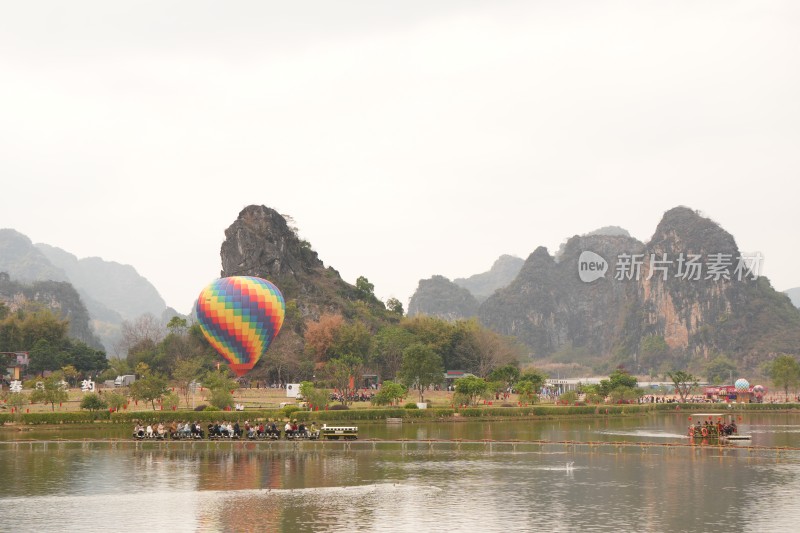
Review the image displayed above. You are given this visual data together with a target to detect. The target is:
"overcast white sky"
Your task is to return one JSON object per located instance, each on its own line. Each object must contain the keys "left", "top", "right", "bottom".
{"left": 1, "top": 1, "right": 798, "bottom": 315}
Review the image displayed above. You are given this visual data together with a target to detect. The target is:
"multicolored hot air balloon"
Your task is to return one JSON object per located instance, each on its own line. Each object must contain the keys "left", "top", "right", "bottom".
{"left": 195, "top": 276, "right": 285, "bottom": 377}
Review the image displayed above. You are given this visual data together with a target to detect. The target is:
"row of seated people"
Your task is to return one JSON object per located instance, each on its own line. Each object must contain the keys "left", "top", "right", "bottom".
{"left": 244, "top": 421, "right": 281, "bottom": 439}
{"left": 244, "top": 420, "right": 320, "bottom": 439}
{"left": 133, "top": 420, "right": 322, "bottom": 440}
{"left": 690, "top": 420, "right": 738, "bottom": 437}
{"left": 133, "top": 421, "right": 205, "bottom": 439}
{"left": 207, "top": 421, "right": 243, "bottom": 438}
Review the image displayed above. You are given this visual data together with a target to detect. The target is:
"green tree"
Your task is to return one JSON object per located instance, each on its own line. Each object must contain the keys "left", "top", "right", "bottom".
{"left": 609, "top": 369, "right": 638, "bottom": 389}
{"left": 4, "top": 391, "right": 28, "bottom": 415}
{"left": 579, "top": 384, "right": 605, "bottom": 404}
{"left": 135, "top": 361, "right": 151, "bottom": 378}
{"left": 454, "top": 375, "right": 490, "bottom": 406}
{"left": 355, "top": 276, "right": 375, "bottom": 301}
{"left": 162, "top": 391, "right": 181, "bottom": 411}
{"left": 599, "top": 369, "right": 638, "bottom": 397}
{"left": 100, "top": 357, "right": 132, "bottom": 382}
{"left": 201, "top": 370, "right": 239, "bottom": 410}
{"left": 61, "top": 364, "right": 79, "bottom": 387}
{"left": 517, "top": 368, "right": 547, "bottom": 393}
{"left": 159, "top": 317, "right": 196, "bottom": 372}
{"left": 127, "top": 338, "right": 168, "bottom": 376}
{"left": 515, "top": 380, "right": 540, "bottom": 404}
{"left": 299, "top": 381, "right": 329, "bottom": 410}
{"left": 667, "top": 370, "right": 698, "bottom": 402}
{"left": 209, "top": 388, "right": 234, "bottom": 410}
{"left": 401, "top": 316, "right": 457, "bottom": 368}
{"left": 80, "top": 392, "right": 108, "bottom": 413}
{"left": 129, "top": 373, "right": 169, "bottom": 410}
{"left": 769, "top": 355, "right": 800, "bottom": 398}
{"left": 27, "top": 338, "right": 62, "bottom": 376}
{"left": 385, "top": 298, "right": 404, "bottom": 316}
{"left": 330, "top": 322, "right": 372, "bottom": 360}
{"left": 705, "top": 355, "right": 737, "bottom": 385}
{"left": 372, "top": 325, "right": 416, "bottom": 381}
{"left": 398, "top": 343, "right": 444, "bottom": 403}
{"left": 166, "top": 316, "right": 188, "bottom": 335}
{"left": 105, "top": 392, "right": 127, "bottom": 411}
{"left": 173, "top": 358, "right": 203, "bottom": 408}
{"left": 609, "top": 386, "right": 643, "bottom": 404}
{"left": 62, "top": 341, "right": 108, "bottom": 376}
{"left": 2, "top": 308, "right": 69, "bottom": 352}
{"left": 30, "top": 375, "right": 69, "bottom": 411}
{"left": 371, "top": 381, "right": 407, "bottom": 406}
{"left": 560, "top": 390, "right": 579, "bottom": 404}
{"left": 326, "top": 354, "right": 364, "bottom": 405}
{"left": 202, "top": 370, "right": 239, "bottom": 395}
{"left": 488, "top": 364, "right": 520, "bottom": 390}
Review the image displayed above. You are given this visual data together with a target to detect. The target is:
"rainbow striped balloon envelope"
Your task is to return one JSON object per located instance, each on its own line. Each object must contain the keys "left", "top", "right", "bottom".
{"left": 195, "top": 276, "right": 285, "bottom": 377}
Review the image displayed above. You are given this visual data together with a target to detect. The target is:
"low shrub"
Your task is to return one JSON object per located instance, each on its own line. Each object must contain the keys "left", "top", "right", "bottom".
{"left": 404, "top": 402, "right": 419, "bottom": 409}
{"left": 19, "top": 411, "right": 103, "bottom": 424}
{"left": 282, "top": 405, "right": 302, "bottom": 418}
{"left": 328, "top": 404, "right": 349, "bottom": 411}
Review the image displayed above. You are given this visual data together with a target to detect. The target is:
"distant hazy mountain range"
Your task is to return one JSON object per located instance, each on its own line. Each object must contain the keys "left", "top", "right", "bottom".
{"left": 453, "top": 255, "right": 525, "bottom": 302}
{"left": 0, "top": 229, "right": 171, "bottom": 354}
{"left": 786, "top": 288, "right": 800, "bottom": 308}
{"left": 409, "top": 207, "right": 800, "bottom": 373}
{"left": 4, "top": 208, "right": 799, "bottom": 370}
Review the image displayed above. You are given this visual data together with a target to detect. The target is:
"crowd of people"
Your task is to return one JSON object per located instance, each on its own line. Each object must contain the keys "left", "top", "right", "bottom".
{"left": 131, "top": 419, "right": 321, "bottom": 440}
{"left": 132, "top": 421, "right": 204, "bottom": 440}
{"left": 688, "top": 419, "right": 738, "bottom": 438}
{"left": 329, "top": 391, "right": 374, "bottom": 402}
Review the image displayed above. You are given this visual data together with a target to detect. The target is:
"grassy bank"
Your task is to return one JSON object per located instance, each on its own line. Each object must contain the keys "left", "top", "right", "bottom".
{"left": 0, "top": 404, "right": 648, "bottom": 425}
{"left": 3, "top": 402, "right": 799, "bottom": 426}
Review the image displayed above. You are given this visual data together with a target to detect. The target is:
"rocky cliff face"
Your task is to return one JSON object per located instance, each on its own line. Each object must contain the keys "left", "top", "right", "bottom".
{"left": 0, "top": 274, "right": 104, "bottom": 349}
{"left": 480, "top": 234, "right": 644, "bottom": 357}
{"left": 416, "top": 207, "right": 800, "bottom": 371}
{"left": 219, "top": 205, "right": 385, "bottom": 319}
{"left": 407, "top": 275, "right": 479, "bottom": 320}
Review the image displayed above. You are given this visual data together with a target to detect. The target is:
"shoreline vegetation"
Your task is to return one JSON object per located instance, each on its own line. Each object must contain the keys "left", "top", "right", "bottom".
{"left": 2, "top": 401, "right": 798, "bottom": 428}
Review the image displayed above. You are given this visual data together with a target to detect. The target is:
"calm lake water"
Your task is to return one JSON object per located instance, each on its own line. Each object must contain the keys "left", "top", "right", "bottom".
{"left": 2, "top": 412, "right": 800, "bottom": 532}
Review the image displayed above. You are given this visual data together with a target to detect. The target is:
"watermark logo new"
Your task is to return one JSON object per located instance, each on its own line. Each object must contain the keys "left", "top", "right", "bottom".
{"left": 577, "top": 250, "right": 762, "bottom": 283}
{"left": 578, "top": 251, "right": 608, "bottom": 282}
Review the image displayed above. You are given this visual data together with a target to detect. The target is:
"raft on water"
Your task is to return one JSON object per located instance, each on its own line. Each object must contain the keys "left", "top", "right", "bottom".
{"left": 687, "top": 413, "right": 751, "bottom": 441}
